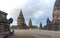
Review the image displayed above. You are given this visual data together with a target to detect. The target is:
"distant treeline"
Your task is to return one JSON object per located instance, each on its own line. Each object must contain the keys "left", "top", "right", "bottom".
{"left": 10, "top": 25, "right": 39, "bottom": 29}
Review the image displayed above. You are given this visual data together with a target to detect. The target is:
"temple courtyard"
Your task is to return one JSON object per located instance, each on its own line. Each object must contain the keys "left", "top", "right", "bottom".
{"left": 9, "top": 29, "right": 60, "bottom": 38}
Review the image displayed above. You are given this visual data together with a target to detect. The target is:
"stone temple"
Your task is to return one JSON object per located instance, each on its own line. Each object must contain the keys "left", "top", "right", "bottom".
{"left": 52, "top": 0, "right": 60, "bottom": 30}
{"left": 0, "top": 10, "right": 13, "bottom": 38}
{"left": 17, "top": 10, "right": 27, "bottom": 29}
{"left": 28, "top": 19, "right": 32, "bottom": 29}
{"left": 45, "top": 0, "right": 60, "bottom": 31}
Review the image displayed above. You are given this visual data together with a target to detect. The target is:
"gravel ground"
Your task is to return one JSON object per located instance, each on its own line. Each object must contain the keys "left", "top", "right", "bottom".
{"left": 8, "top": 29, "right": 60, "bottom": 38}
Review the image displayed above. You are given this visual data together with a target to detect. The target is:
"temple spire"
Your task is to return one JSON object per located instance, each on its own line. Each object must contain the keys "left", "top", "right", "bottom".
{"left": 47, "top": 18, "right": 50, "bottom": 23}
{"left": 54, "top": 0, "right": 60, "bottom": 7}
{"left": 28, "top": 18, "right": 32, "bottom": 29}
{"left": 40, "top": 22, "right": 42, "bottom": 29}
{"left": 17, "top": 10, "right": 27, "bottom": 29}
{"left": 19, "top": 10, "right": 23, "bottom": 16}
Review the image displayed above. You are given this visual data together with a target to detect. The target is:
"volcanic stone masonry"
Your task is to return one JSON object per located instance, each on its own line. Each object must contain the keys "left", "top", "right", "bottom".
{"left": 0, "top": 10, "right": 13, "bottom": 38}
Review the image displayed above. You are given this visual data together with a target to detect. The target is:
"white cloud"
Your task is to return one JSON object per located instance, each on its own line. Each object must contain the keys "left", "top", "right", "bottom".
{"left": 45, "top": 0, "right": 50, "bottom": 4}
{"left": 0, "top": 0, "right": 28, "bottom": 13}
{"left": 0, "top": 0, "right": 28, "bottom": 25}
{"left": 33, "top": 10, "right": 44, "bottom": 19}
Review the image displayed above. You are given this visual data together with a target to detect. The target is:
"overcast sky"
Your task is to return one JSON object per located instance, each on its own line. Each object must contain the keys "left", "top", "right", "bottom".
{"left": 0, "top": 0, "right": 56, "bottom": 26}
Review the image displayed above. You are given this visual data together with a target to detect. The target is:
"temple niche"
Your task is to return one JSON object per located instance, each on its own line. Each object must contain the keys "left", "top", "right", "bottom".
{"left": 17, "top": 10, "right": 27, "bottom": 29}
{"left": 0, "top": 10, "right": 13, "bottom": 37}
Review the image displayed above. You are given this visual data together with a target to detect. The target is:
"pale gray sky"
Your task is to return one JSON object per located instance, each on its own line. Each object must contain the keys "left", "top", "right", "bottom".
{"left": 0, "top": 0, "right": 56, "bottom": 26}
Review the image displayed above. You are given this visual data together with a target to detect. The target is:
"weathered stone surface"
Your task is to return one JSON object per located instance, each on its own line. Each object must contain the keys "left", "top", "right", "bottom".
{"left": 52, "top": 0, "right": 60, "bottom": 30}
{"left": 45, "top": 0, "right": 60, "bottom": 31}
{"left": 0, "top": 10, "right": 13, "bottom": 38}
{"left": 17, "top": 10, "right": 27, "bottom": 29}
{"left": 55, "top": 0, "right": 60, "bottom": 7}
